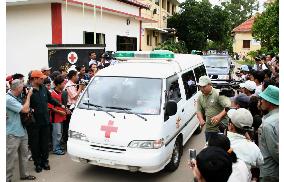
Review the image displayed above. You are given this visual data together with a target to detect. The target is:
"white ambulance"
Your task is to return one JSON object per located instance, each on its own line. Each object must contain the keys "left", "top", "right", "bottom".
{"left": 67, "top": 50, "right": 207, "bottom": 173}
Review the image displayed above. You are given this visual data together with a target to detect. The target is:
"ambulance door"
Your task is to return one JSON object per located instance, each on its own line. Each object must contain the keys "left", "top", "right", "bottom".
{"left": 163, "top": 75, "right": 184, "bottom": 146}
{"left": 180, "top": 69, "right": 198, "bottom": 140}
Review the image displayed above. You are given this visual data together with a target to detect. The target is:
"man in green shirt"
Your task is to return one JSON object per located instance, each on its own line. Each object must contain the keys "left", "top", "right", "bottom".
{"left": 258, "top": 85, "right": 279, "bottom": 182}
{"left": 196, "top": 76, "right": 231, "bottom": 141}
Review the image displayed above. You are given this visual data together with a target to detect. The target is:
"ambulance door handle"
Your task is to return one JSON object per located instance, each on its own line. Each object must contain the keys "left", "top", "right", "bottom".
{"left": 182, "top": 108, "right": 184, "bottom": 112}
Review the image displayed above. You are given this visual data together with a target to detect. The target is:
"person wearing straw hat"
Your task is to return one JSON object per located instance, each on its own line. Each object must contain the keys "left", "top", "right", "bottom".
{"left": 258, "top": 85, "right": 279, "bottom": 182}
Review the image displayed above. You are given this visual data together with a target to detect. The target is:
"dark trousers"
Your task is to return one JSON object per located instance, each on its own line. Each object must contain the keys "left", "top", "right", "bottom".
{"left": 205, "top": 131, "right": 219, "bottom": 142}
{"left": 62, "top": 113, "right": 72, "bottom": 143}
{"left": 27, "top": 124, "right": 50, "bottom": 166}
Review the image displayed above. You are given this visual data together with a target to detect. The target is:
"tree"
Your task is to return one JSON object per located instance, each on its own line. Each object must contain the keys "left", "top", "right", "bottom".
{"left": 155, "top": 40, "right": 188, "bottom": 53}
{"left": 221, "top": 0, "right": 259, "bottom": 30}
{"left": 252, "top": 0, "right": 279, "bottom": 54}
{"left": 168, "top": 0, "right": 230, "bottom": 52}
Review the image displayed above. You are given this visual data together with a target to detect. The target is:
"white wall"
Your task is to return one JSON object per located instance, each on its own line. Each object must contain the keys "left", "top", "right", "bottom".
{"left": 6, "top": 1, "right": 141, "bottom": 77}
{"left": 62, "top": 4, "right": 140, "bottom": 51}
{"left": 83, "top": 0, "right": 139, "bottom": 16}
{"left": 6, "top": 4, "right": 52, "bottom": 77}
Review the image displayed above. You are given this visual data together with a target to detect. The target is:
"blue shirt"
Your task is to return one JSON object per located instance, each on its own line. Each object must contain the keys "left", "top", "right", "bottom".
{"left": 6, "top": 91, "right": 26, "bottom": 137}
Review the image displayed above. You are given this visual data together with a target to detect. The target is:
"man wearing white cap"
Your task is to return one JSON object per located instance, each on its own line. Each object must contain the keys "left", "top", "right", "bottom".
{"left": 41, "top": 66, "right": 52, "bottom": 82}
{"left": 196, "top": 76, "right": 231, "bottom": 141}
{"left": 227, "top": 108, "right": 264, "bottom": 180}
{"left": 239, "top": 80, "right": 256, "bottom": 97}
{"left": 258, "top": 85, "right": 279, "bottom": 182}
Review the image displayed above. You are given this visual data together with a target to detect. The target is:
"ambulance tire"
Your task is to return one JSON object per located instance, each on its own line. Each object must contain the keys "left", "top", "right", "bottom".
{"left": 194, "top": 124, "right": 202, "bottom": 135}
{"left": 165, "top": 139, "right": 182, "bottom": 172}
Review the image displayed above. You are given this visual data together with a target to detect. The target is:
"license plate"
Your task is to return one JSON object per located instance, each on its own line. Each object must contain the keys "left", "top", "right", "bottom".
{"left": 97, "top": 159, "right": 115, "bottom": 165}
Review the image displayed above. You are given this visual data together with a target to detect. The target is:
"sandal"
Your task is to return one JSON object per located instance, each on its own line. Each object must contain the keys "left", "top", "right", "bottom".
{"left": 20, "top": 175, "right": 36, "bottom": 180}
{"left": 53, "top": 150, "right": 65, "bottom": 155}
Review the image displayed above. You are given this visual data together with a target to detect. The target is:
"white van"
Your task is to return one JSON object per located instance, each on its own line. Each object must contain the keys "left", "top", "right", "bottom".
{"left": 67, "top": 50, "right": 207, "bottom": 173}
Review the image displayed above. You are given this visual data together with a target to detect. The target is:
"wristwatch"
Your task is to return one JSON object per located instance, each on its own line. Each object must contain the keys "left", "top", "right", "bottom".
{"left": 225, "top": 107, "right": 230, "bottom": 112}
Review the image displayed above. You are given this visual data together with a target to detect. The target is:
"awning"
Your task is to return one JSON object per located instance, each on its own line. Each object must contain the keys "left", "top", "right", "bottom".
{"left": 143, "top": 27, "right": 168, "bottom": 33}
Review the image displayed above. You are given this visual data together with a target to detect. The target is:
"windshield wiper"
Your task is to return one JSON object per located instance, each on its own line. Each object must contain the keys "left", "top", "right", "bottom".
{"left": 106, "top": 106, "right": 147, "bottom": 121}
{"left": 83, "top": 103, "right": 115, "bottom": 118}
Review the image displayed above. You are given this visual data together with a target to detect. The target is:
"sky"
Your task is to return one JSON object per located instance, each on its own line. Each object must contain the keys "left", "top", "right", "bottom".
{"left": 179, "top": 0, "right": 266, "bottom": 12}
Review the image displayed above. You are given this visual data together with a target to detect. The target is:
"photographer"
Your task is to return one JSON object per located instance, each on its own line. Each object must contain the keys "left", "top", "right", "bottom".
{"left": 190, "top": 147, "right": 232, "bottom": 182}
{"left": 6, "top": 79, "right": 36, "bottom": 181}
{"left": 62, "top": 70, "right": 85, "bottom": 144}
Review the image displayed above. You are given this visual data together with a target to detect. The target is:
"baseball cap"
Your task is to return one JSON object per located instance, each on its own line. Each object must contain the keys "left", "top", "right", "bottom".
{"left": 41, "top": 66, "right": 52, "bottom": 71}
{"left": 254, "top": 57, "right": 261, "bottom": 61}
{"left": 240, "top": 65, "right": 249, "bottom": 72}
{"left": 67, "top": 65, "right": 77, "bottom": 73}
{"left": 197, "top": 76, "right": 211, "bottom": 86}
{"left": 239, "top": 80, "right": 256, "bottom": 91}
{"left": 228, "top": 108, "right": 253, "bottom": 129}
{"left": 6, "top": 75, "right": 13, "bottom": 82}
{"left": 259, "top": 85, "right": 279, "bottom": 105}
{"left": 31, "top": 70, "right": 47, "bottom": 79}
{"left": 234, "top": 94, "right": 250, "bottom": 108}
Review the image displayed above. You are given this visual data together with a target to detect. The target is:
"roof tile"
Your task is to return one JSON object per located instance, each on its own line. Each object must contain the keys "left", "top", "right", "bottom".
{"left": 232, "top": 16, "right": 255, "bottom": 33}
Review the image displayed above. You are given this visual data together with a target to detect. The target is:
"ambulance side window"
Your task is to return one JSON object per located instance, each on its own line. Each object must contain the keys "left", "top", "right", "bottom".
{"left": 166, "top": 80, "right": 181, "bottom": 103}
{"left": 194, "top": 65, "right": 207, "bottom": 90}
{"left": 182, "top": 70, "right": 197, "bottom": 100}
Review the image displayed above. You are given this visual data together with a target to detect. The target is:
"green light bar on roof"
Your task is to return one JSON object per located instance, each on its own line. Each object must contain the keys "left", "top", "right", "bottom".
{"left": 114, "top": 50, "right": 174, "bottom": 60}
{"left": 114, "top": 51, "right": 135, "bottom": 58}
{"left": 150, "top": 51, "right": 174, "bottom": 59}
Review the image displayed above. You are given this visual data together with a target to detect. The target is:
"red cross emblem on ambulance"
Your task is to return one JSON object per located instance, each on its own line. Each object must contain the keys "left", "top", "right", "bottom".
{"left": 100, "top": 120, "right": 118, "bottom": 138}
{"left": 67, "top": 51, "right": 78, "bottom": 64}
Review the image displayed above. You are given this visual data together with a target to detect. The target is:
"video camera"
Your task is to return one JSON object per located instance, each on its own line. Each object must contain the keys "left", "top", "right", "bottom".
{"left": 213, "top": 80, "right": 242, "bottom": 98}
{"left": 22, "top": 85, "right": 31, "bottom": 98}
{"left": 79, "top": 79, "right": 89, "bottom": 86}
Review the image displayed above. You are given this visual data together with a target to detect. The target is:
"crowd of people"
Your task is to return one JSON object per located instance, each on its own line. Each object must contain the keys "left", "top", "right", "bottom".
{"left": 6, "top": 52, "right": 279, "bottom": 182}
{"left": 193, "top": 53, "right": 279, "bottom": 182}
{"left": 5, "top": 51, "right": 118, "bottom": 182}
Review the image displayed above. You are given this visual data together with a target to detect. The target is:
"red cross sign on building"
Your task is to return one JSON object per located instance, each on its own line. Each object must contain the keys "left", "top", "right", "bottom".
{"left": 100, "top": 120, "right": 118, "bottom": 138}
{"left": 67, "top": 51, "right": 78, "bottom": 64}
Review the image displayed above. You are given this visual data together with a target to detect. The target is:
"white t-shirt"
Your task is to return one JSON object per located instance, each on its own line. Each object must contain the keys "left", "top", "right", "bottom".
{"left": 187, "top": 80, "right": 195, "bottom": 86}
{"left": 255, "top": 85, "right": 262, "bottom": 96}
{"left": 228, "top": 159, "right": 251, "bottom": 182}
{"left": 227, "top": 131, "right": 264, "bottom": 169}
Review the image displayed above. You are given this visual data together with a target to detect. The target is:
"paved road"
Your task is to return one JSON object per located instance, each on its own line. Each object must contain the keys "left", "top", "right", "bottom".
{"left": 13, "top": 124, "right": 206, "bottom": 182}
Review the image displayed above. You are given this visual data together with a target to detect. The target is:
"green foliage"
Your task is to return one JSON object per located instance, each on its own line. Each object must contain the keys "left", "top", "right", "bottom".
{"left": 168, "top": 0, "right": 230, "bottom": 52}
{"left": 237, "top": 59, "right": 254, "bottom": 66}
{"left": 247, "top": 50, "right": 258, "bottom": 59}
{"left": 221, "top": 0, "right": 259, "bottom": 30}
{"left": 252, "top": 0, "right": 278, "bottom": 54}
{"left": 155, "top": 40, "right": 188, "bottom": 53}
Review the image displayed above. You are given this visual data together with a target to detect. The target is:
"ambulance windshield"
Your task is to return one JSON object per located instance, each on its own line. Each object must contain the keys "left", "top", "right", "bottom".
{"left": 78, "top": 76, "right": 162, "bottom": 115}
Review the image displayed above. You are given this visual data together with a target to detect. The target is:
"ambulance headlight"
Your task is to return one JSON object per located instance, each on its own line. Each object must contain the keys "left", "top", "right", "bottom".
{"left": 128, "top": 139, "right": 164, "bottom": 149}
{"left": 68, "top": 130, "right": 89, "bottom": 142}
{"left": 218, "top": 75, "right": 229, "bottom": 80}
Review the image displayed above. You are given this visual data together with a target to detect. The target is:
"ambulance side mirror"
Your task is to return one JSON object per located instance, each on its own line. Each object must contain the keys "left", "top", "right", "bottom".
{"left": 165, "top": 100, "right": 177, "bottom": 117}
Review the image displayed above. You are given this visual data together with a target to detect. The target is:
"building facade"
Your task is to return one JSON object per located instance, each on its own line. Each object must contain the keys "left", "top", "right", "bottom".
{"left": 6, "top": 0, "right": 155, "bottom": 76}
{"left": 231, "top": 16, "right": 261, "bottom": 57}
{"left": 140, "top": 0, "right": 180, "bottom": 51}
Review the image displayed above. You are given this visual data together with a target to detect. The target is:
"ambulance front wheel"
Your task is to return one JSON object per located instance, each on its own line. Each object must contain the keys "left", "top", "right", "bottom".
{"left": 165, "top": 138, "right": 182, "bottom": 172}
{"left": 194, "top": 124, "right": 202, "bottom": 135}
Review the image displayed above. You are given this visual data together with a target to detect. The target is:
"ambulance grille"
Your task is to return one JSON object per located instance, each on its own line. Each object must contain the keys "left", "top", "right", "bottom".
{"left": 90, "top": 144, "right": 126, "bottom": 153}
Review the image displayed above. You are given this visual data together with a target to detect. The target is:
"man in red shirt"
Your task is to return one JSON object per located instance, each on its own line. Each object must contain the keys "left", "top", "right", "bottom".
{"left": 49, "top": 75, "right": 69, "bottom": 155}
